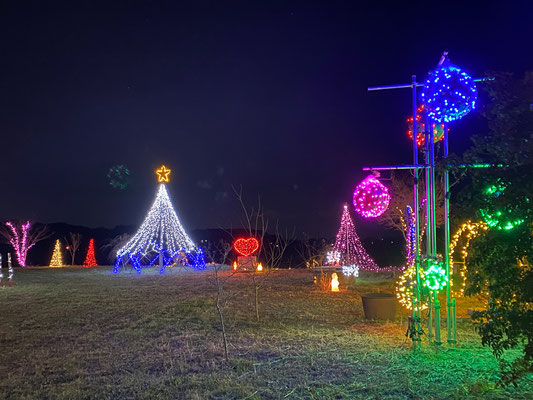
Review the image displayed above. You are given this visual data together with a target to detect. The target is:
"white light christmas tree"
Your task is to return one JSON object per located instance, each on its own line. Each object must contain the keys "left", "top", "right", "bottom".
{"left": 333, "top": 204, "right": 379, "bottom": 270}
{"left": 114, "top": 165, "right": 205, "bottom": 273}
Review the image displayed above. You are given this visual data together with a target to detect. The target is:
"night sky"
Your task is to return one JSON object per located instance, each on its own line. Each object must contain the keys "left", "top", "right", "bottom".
{"left": 1, "top": 1, "right": 532, "bottom": 238}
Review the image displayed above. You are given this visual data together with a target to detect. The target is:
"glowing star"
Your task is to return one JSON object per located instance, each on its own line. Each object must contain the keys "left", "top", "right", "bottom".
{"left": 331, "top": 272, "right": 339, "bottom": 292}
{"left": 233, "top": 237, "right": 260, "bottom": 257}
{"left": 353, "top": 175, "right": 391, "bottom": 218}
{"left": 155, "top": 165, "right": 171, "bottom": 183}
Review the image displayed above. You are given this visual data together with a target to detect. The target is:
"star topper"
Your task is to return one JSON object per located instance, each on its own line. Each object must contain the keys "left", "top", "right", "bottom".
{"left": 155, "top": 165, "right": 171, "bottom": 183}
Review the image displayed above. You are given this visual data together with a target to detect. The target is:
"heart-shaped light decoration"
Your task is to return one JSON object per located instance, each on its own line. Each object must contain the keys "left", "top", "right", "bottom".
{"left": 233, "top": 237, "right": 260, "bottom": 257}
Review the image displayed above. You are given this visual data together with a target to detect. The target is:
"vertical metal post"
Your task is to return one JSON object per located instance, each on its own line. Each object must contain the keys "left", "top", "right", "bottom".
{"left": 412, "top": 75, "right": 422, "bottom": 348}
{"left": 444, "top": 128, "right": 455, "bottom": 345}
{"left": 429, "top": 121, "right": 441, "bottom": 346}
{"left": 424, "top": 120, "right": 433, "bottom": 340}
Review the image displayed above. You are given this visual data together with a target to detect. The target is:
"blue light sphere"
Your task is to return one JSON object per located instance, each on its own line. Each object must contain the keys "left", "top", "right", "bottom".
{"left": 421, "top": 64, "right": 477, "bottom": 123}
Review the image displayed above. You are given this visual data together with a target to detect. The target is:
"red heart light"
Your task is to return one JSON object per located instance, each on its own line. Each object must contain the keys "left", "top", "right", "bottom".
{"left": 233, "top": 237, "right": 260, "bottom": 257}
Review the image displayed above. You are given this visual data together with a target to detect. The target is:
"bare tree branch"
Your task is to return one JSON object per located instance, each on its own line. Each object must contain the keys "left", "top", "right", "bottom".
{"left": 64, "top": 232, "right": 82, "bottom": 265}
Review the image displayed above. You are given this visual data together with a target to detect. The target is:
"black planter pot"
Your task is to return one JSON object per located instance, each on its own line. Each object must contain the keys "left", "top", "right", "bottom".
{"left": 361, "top": 293, "right": 397, "bottom": 320}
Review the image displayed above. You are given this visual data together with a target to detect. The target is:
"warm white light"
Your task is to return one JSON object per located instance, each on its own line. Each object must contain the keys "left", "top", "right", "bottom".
{"left": 331, "top": 272, "right": 339, "bottom": 292}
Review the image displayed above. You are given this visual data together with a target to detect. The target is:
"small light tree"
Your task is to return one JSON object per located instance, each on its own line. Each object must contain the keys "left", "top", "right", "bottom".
{"left": 49, "top": 239, "right": 64, "bottom": 268}
{"left": 83, "top": 239, "right": 98, "bottom": 267}
{"left": 1, "top": 221, "right": 50, "bottom": 267}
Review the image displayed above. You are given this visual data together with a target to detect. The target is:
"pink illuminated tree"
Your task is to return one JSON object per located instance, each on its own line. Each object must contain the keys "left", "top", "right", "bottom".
{"left": 1, "top": 221, "right": 50, "bottom": 266}
{"left": 333, "top": 204, "right": 379, "bottom": 270}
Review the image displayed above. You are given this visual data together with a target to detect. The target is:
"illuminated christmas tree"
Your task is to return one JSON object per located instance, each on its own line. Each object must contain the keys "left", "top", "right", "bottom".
{"left": 114, "top": 165, "right": 205, "bottom": 273}
{"left": 333, "top": 204, "right": 378, "bottom": 270}
{"left": 83, "top": 238, "right": 98, "bottom": 267}
{"left": 49, "top": 239, "right": 63, "bottom": 267}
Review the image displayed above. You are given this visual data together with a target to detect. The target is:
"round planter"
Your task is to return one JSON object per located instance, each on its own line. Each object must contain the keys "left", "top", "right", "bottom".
{"left": 361, "top": 293, "right": 397, "bottom": 320}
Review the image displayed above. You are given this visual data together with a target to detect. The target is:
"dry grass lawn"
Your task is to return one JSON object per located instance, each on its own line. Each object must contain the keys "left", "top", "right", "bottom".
{"left": 0, "top": 266, "right": 531, "bottom": 399}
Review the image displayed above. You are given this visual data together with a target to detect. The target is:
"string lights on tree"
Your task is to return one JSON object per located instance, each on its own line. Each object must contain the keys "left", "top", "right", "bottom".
{"left": 421, "top": 63, "right": 477, "bottom": 123}
{"left": 83, "top": 238, "right": 98, "bottom": 268}
{"left": 114, "top": 165, "right": 205, "bottom": 274}
{"left": 479, "top": 181, "right": 525, "bottom": 231}
{"left": 333, "top": 204, "right": 379, "bottom": 270}
{"left": 5, "top": 221, "right": 32, "bottom": 267}
{"left": 353, "top": 175, "right": 391, "bottom": 218}
{"left": 49, "top": 239, "right": 63, "bottom": 268}
{"left": 449, "top": 221, "right": 489, "bottom": 296}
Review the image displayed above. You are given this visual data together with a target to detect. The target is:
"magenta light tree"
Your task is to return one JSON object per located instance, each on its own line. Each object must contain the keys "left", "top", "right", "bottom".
{"left": 1, "top": 221, "right": 49, "bottom": 267}
{"left": 353, "top": 175, "right": 391, "bottom": 218}
{"left": 333, "top": 204, "right": 379, "bottom": 270}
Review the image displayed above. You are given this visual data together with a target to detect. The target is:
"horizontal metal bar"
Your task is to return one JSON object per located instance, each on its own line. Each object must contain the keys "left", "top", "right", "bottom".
{"left": 367, "top": 77, "right": 494, "bottom": 92}
{"left": 363, "top": 164, "right": 429, "bottom": 171}
{"left": 363, "top": 163, "right": 505, "bottom": 171}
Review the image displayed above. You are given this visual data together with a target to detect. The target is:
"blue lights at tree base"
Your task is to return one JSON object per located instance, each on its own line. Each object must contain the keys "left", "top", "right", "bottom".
{"left": 114, "top": 246, "right": 206, "bottom": 274}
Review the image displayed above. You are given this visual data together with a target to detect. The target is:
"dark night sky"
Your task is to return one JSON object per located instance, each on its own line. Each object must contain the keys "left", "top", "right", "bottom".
{"left": 1, "top": 1, "right": 532, "bottom": 238}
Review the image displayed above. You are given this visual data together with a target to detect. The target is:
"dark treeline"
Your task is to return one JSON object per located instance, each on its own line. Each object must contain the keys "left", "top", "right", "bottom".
{"left": 0, "top": 223, "right": 403, "bottom": 268}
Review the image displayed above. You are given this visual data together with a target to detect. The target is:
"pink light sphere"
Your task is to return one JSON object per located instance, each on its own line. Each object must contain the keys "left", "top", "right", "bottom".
{"left": 353, "top": 175, "right": 391, "bottom": 218}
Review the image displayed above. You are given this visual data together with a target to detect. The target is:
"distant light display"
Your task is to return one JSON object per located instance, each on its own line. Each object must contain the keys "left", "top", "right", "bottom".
{"left": 333, "top": 204, "right": 379, "bottom": 270}
{"left": 421, "top": 64, "right": 477, "bottom": 123}
{"left": 353, "top": 175, "right": 391, "bottom": 218}
{"left": 342, "top": 265, "right": 359, "bottom": 278}
{"left": 326, "top": 250, "right": 341, "bottom": 265}
{"left": 406, "top": 104, "right": 446, "bottom": 146}
{"left": 233, "top": 237, "right": 260, "bottom": 257}
{"left": 107, "top": 165, "right": 131, "bottom": 190}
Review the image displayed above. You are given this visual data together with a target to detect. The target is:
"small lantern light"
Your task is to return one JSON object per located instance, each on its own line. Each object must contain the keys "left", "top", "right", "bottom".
{"left": 331, "top": 272, "right": 339, "bottom": 292}
{"left": 256, "top": 263, "right": 263, "bottom": 272}
{"left": 233, "top": 261, "right": 238, "bottom": 271}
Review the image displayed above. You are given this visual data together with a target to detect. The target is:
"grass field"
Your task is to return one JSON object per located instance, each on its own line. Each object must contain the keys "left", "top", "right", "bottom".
{"left": 0, "top": 266, "right": 532, "bottom": 399}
